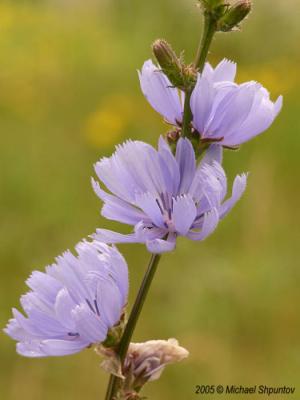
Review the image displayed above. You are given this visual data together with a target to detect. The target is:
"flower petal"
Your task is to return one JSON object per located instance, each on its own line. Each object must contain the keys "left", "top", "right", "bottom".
{"left": 17, "top": 339, "right": 87, "bottom": 358}
{"left": 93, "top": 229, "right": 142, "bottom": 244}
{"left": 146, "top": 235, "right": 176, "bottom": 254}
{"left": 176, "top": 138, "right": 196, "bottom": 193}
{"left": 139, "top": 60, "right": 183, "bottom": 124}
{"left": 92, "top": 178, "right": 145, "bottom": 225}
{"left": 190, "top": 76, "right": 214, "bottom": 134}
{"left": 225, "top": 91, "right": 283, "bottom": 146}
{"left": 172, "top": 195, "right": 197, "bottom": 235}
{"left": 199, "top": 144, "right": 223, "bottom": 166}
{"left": 4, "top": 318, "right": 28, "bottom": 341}
{"left": 26, "top": 271, "right": 62, "bottom": 305}
{"left": 40, "top": 339, "right": 88, "bottom": 357}
{"left": 16, "top": 341, "right": 46, "bottom": 357}
{"left": 209, "top": 82, "right": 258, "bottom": 141}
{"left": 55, "top": 288, "right": 76, "bottom": 331}
{"left": 90, "top": 242, "right": 129, "bottom": 306}
{"left": 187, "top": 208, "right": 219, "bottom": 241}
{"left": 135, "top": 192, "right": 165, "bottom": 229}
{"left": 72, "top": 303, "right": 107, "bottom": 344}
{"left": 158, "top": 136, "right": 180, "bottom": 194}
{"left": 220, "top": 173, "right": 248, "bottom": 218}
{"left": 96, "top": 278, "right": 122, "bottom": 327}
{"left": 213, "top": 59, "right": 237, "bottom": 82}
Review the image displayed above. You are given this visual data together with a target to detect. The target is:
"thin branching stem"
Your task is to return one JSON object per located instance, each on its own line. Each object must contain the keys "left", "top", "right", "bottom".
{"left": 181, "top": 15, "right": 216, "bottom": 138}
{"left": 105, "top": 253, "right": 162, "bottom": 400}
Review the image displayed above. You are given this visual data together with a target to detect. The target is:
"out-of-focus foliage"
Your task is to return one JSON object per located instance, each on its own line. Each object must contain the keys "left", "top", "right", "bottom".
{"left": 0, "top": 0, "right": 299, "bottom": 399}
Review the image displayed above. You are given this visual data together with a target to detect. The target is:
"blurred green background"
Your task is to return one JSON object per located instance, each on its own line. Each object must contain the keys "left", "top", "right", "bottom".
{"left": 1, "top": 0, "right": 299, "bottom": 399}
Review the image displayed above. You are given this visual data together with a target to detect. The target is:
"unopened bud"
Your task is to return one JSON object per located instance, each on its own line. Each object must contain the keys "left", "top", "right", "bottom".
{"left": 167, "top": 128, "right": 181, "bottom": 143}
{"left": 217, "top": 0, "right": 251, "bottom": 32}
{"left": 183, "top": 64, "right": 198, "bottom": 86}
{"left": 152, "top": 39, "right": 184, "bottom": 88}
{"left": 199, "top": 0, "right": 224, "bottom": 10}
{"left": 199, "top": 0, "right": 228, "bottom": 19}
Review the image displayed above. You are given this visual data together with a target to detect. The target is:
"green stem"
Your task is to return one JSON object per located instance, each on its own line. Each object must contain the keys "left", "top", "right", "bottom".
{"left": 181, "top": 91, "right": 193, "bottom": 138}
{"left": 194, "top": 15, "right": 216, "bottom": 72}
{"left": 181, "top": 15, "right": 216, "bottom": 138}
{"left": 105, "top": 253, "right": 162, "bottom": 400}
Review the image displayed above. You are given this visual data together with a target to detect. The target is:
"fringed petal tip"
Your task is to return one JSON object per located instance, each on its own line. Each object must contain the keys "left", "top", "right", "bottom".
{"left": 213, "top": 58, "right": 237, "bottom": 82}
{"left": 220, "top": 172, "right": 248, "bottom": 219}
{"left": 274, "top": 95, "right": 283, "bottom": 115}
{"left": 91, "top": 177, "right": 104, "bottom": 200}
{"left": 233, "top": 173, "right": 248, "bottom": 197}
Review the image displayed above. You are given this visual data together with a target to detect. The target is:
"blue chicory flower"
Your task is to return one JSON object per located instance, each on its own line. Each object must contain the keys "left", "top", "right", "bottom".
{"left": 4, "top": 241, "right": 128, "bottom": 357}
{"left": 139, "top": 59, "right": 282, "bottom": 147}
{"left": 92, "top": 137, "right": 247, "bottom": 253}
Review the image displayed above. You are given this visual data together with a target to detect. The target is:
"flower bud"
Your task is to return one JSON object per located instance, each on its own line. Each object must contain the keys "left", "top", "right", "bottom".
{"left": 152, "top": 39, "right": 184, "bottom": 88}
{"left": 199, "top": 0, "right": 228, "bottom": 19}
{"left": 199, "top": 0, "right": 225, "bottom": 10}
{"left": 124, "top": 339, "right": 189, "bottom": 390}
{"left": 217, "top": 0, "right": 252, "bottom": 32}
{"left": 167, "top": 127, "right": 179, "bottom": 140}
{"left": 99, "top": 338, "right": 189, "bottom": 399}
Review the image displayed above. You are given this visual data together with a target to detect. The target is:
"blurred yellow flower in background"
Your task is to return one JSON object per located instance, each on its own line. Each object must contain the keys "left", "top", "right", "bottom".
{"left": 0, "top": 4, "right": 14, "bottom": 32}
{"left": 84, "top": 94, "right": 135, "bottom": 148}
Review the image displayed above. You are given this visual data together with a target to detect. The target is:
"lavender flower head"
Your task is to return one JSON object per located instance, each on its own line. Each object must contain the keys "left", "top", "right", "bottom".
{"left": 4, "top": 241, "right": 128, "bottom": 357}
{"left": 139, "top": 59, "right": 282, "bottom": 147}
{"left": 92, "top": 137, "right": 247, "bottom": 253}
